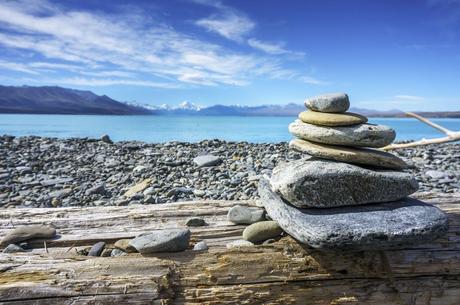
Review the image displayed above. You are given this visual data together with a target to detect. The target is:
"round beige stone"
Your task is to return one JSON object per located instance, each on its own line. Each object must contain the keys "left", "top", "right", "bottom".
{"left": 242, "top": 221, "right": 283, "bottom": 243}
{"left": 289, "top": 138, "right": 407, "bottom": 170}
{"left": 298, "top": 111, "right": 367, "bottom": 126}
{"left": 114, "top": 239, "right": 137, "bottom": 253}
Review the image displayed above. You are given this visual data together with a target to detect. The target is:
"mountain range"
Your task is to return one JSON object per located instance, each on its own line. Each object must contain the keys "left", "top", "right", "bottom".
{"left": 0, "top": 85, "right": 149, "bottom": 115}
{"left": 0, "top": 85, "right": 459, "bottom": 117}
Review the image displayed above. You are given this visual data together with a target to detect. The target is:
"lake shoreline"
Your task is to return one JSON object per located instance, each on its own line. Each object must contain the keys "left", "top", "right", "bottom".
{"left": 1, "top": 135, "right": 459, "bottom": 208}
{"left": 2, "top": 115, "right": 460, "bottom": 143}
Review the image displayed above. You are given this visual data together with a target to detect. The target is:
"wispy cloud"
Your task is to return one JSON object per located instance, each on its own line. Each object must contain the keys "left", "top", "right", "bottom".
{"left": 393, "top": 95, "right": 425, "bottom": 101}
{"left": 196, "top": 14, "right": 255, "bottom": 42}
{"left": 28, "top": 77, "right": 180, "bottom": 89}
{"left": 194, "top": 0, "right": 254, "bottom": 42}
{"left": 300, "top": 75, "right": 329, "bottom": 85}
{"left": 247, "top": 38, "right": 305, "bottom": 57}
{"left": 0, "top": 60, "right": 39, "bottom": 74}
{"left": 0, "top": 0, "right": 322, "bottom": 89}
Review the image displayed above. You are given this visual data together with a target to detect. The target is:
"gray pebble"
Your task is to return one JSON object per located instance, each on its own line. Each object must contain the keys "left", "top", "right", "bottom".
{"left": 193, "top": 155, "right": 222, "bottom": 168}
{"left": 193, "top": 240, "right": 209, "bottom": 251}
{"left": 88, "top": 241, "right": 106, "bottom": 256}
{"left": 227, "top": 205, "right": 265, "bottom": 224}
{"left": 186, "top": 217, "right": 207, "bottom": 227}
{"left": 2, "top": 244, "right": 26, "bottom": 253}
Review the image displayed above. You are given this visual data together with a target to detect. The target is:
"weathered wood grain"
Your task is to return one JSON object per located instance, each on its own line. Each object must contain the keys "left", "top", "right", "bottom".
{"left": 0, "top": 193, "right": 459, "bottom": 304}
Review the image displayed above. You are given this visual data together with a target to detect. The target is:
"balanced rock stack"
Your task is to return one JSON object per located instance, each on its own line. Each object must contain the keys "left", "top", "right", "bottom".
{"left": 259, "top": 93, "right": 449, "bottom": 250}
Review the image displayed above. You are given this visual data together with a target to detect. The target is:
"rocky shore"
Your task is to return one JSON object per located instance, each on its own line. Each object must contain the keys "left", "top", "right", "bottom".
{"left": 0, "top": 135, "right": 459, "bottom": 208}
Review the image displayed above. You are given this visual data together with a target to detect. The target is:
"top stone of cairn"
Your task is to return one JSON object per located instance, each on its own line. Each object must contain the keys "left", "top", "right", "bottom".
{"left": 305, "top": 93, "right": 350, "bottom": 113}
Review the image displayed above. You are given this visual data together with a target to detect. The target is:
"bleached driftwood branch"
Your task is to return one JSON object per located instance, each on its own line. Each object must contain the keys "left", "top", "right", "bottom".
{"left": 383, "top": 112, "right": 460, "bottom": 150}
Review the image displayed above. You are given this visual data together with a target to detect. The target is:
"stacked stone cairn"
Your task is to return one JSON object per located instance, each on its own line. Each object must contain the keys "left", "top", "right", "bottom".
{"left": 258, "top": 93, "right": 449, "bottom": 250}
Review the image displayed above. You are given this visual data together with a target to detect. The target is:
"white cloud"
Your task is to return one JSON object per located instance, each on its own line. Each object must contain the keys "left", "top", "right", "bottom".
{"left": 247, "top": 38, "right": 304, "bottom": 57}
{"left": 193, "top": 0, "right": 254, "bottom": 41}
{"left": 0, "top": 0, "right": 321, "bottom": 88}
{"left": 393, "top": 95, "right": 424, "bottom": 101}
{"left": 37, "top": 77, "right": 180, "bottom": 89}
{"left": 196, "top": 14, "right": 254, "bottom": 41}
{"left": 0, "top": 60, "right": 39, "bottom": 74}
{"left": 29, "top": 62, "right": 83, "bottom": 71}
{"left": 79, "top": 70, "right": 136, "bottom": 78}
{"left": 300, "top": 75, "right": 329, "bottom": 85}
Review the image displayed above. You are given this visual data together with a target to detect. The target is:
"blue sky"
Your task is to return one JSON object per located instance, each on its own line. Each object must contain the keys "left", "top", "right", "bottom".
{"left": 0, "top": 0, "right": 459, "bottom": 111}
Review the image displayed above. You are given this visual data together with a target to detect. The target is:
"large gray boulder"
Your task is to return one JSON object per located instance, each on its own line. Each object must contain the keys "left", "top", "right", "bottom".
{"left": 304, "top": 93, "right": 350, "bottom": 113}
{"left": 258, "top": 178, "right": 448, "bottom": 250}
{"left": 270, "top": 159, "right": 418, "bottom": 208}
{"left": 289, "top": 119, "right": 395, "bottom": 148}
{"left": 129, "top": 229, "right": 190, "bottom": 254}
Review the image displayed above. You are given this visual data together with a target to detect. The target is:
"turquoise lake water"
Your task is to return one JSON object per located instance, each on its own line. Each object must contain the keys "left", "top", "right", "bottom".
{"left": 0, "top": 114, "right": 459, "bottom": 143}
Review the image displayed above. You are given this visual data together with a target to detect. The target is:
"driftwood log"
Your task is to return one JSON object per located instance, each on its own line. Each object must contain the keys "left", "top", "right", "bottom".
{"left": 383, "top": 112, "right": 460, "bottom": 150}
{"left": 0, "top": 192, "right": 459, "bottom": 304}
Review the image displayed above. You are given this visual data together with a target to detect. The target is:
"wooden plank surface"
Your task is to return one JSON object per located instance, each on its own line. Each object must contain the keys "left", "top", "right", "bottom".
{"left": 0, "top": 193, "right": 459, "bottom": 304}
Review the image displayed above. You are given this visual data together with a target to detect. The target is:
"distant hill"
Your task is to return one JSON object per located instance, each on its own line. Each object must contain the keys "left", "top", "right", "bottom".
{"left": 0, "top": 85, "right": 150, "bottom": 115}
{"left": 1, "top": 85, "right": 458, "bottom": 117}
{"left": 147, "top": 103, "right": 307, "bottom": 116}
{"left": 145, "top": 102, "right": 460, "bottom": 118}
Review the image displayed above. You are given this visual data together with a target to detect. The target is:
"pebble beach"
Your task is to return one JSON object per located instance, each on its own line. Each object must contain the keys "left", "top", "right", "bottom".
{"left": 1, "top": 134, "right": 459, "bottom": 208}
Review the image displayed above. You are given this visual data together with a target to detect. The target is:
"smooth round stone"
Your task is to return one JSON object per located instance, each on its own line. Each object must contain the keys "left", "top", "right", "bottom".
{"left": 242, "top": 221, "right": 283, "bottom": 243}
{"left": 88, "top": 242, "right": 106, "bottom": 257}
{"left": 114, "top": 239, "right": 137, "bottom": 253}
{"left": 304, "top": 93, "right": 350, "bottom": 113}
{"left": 227, "top": 205, "right": 265, "bottom": 224}
{"left": 193, "top": 240, "right": 209, "bottom": 251}
{"left": 270, "top": 159, "right": 418, "bottom": 208}
{"left": 289, "top": 120, "right": 395, "bottom": 148}
{"left": 298, "top": 111, "right": 367, "bottom": 127}
{"left": 226, "top": 239, "right": 254, "bottom": 249}
{"left": 186, "top": 217, "right": 207, "bottom": 227}
{"left": 259, "top": 178, "right": 449, "bottom": 250}
{"left": 289, "top": 138, "right": 407, "bottom": 170}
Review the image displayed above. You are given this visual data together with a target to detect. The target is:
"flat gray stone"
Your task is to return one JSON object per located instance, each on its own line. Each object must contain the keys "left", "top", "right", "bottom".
{"left": 227, "top": 205, "right": 265, "bottom": 224}
{"left": 259, "top": 178, "right": 448, "bottom": 250}
{"left": 129, "top": 229, "right": 190, "bottom": 254}
{"left": 193, "top": 155, "right": 222, "bottom": 168}
{"left": 2, "top": 244, "right": 26, "bottom": 253}
{"left": 1, "top": 225, "right": 56, "bottom": 246}
{"left": 426, "top": 170, "right": 448, "bottom": 180}
{"left": 40, "top": 177, "right": 73, "bottom": 186}
{"left": 270, "top": 159, "right": 418, "bottom": 208}
{"left": 289, "top": 120, "right": 396, "bottom": 148}
{"left": 304, "top": 93, "right": 350, "bottom": 113}
{"left": 85, "top": 184, "right": 106, "bottom": 196}
{"left": 290, "top": 138, "right": 407, "bottom": 170}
